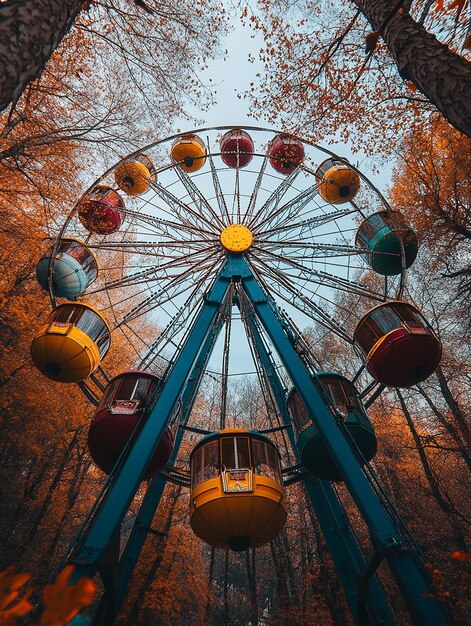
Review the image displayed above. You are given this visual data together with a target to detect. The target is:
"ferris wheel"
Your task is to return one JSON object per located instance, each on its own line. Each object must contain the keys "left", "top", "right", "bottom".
{"left": 32, "top": 126, "right": 427, "bottom": 390}
{"left": 30, "top": 126, "right": 445, "bottom": 626}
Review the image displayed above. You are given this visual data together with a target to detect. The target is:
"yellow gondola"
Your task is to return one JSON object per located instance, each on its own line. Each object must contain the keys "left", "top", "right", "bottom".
{"left": 316, "top": 158, "right": 360, "bottom": 204}
{"left": 114, "top": 153, "right": 156, "bottom": 196}
{"left": 30, "top": 303, "right": 110, "bottom": 383}
{"left": 189, "top": 428, "right": 287, "bottom": 551}
{"left": 171, "top": 134, "right": 206, "bottom": 173}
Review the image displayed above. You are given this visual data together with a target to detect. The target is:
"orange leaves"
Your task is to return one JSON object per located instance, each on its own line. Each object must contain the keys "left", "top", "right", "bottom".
{"left": 36, "top": 566, "right": 96, "bottom": 626}
{"left": 0, "top": 566, "right": 95, "bottom": 626}
{"left": 449, "top": 0, "right": 466, "bottom": 10}
{"left": 0, "top": 567, "right": 33, "bottom": 626}
{"left": 435, "top": 0, "right": 467, "bottom": 16}
{"left": 451, "top": 550, "right": 471, "bottom": 561}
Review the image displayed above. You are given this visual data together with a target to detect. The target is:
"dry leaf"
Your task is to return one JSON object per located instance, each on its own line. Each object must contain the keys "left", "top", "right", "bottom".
{"left": 365, "top": 32, "right": 380, "bottom": 52}
{"left": 451, "top": 550, "right": 471, "bottom": 561}
{"left": 35, "top": 566, "right": 95, "bottom": 626}
{"left": 0, "top": 567, "right": 34, "bottom": 625}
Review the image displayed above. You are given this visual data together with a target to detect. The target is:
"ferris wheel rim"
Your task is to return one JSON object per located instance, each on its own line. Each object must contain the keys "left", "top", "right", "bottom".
{"left": 43, "top": 125, "right": 410, "bottom": 399}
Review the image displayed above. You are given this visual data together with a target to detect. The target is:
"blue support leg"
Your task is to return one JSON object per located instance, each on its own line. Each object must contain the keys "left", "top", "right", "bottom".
{"left": 65, "top": 253, "right": 449, "bottom": 626}
{"left": 70, "top": 259, "right": 233, "bottom": 580}
{"left": 240, "top": 296, "right": 394, "bottom": 626}
{"left": 105, "top": 311, "right": 227, "bottom": 621}
{"left": 235, "top": 255, "right": 448, "bottom": 626}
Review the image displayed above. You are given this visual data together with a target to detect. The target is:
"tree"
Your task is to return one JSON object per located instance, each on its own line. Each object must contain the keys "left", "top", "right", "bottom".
{"left": 0, "top": 0, "right": 225, "bottom": 115}
{"left": 0, "top": 0, "right": 226, "bottom": 205}
{"left": 247, "top": 0, "right": 471, "bottom": 149}
{"left": 0, "top": 0, "right": 84, "bottom": 111}
{"left": 389, "top": 116, "right": 471, "bottom": 311}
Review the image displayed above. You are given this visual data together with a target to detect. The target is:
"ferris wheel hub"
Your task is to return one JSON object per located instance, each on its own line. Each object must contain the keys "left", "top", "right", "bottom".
{"left": 220, "top": 224, "right": 253, "bottom": 252}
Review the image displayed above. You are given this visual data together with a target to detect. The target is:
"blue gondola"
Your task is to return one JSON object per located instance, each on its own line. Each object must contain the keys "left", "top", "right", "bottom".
{"left": 36, "top": 238, "right": 98, "bottom": 299}
{"left": 355, "top": 211, "right": 418, "bottom": 276}
{"left": 287, "top": 372, "right": 377, "bottom": 481}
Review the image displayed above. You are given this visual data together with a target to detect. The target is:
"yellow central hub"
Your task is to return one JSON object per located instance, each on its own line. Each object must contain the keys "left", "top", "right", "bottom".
{"left": 220, "top": 224, "right": 253, "bottom": 252}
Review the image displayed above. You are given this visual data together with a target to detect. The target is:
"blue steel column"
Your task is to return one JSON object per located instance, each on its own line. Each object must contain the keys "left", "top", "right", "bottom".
{"left": 70, "top": 258, "right": 234, "bottom": 580}
{"left": 235, "top": 255, "right": 447, "bottom": 626}
{"left": 241, "top": 299, "right": 394, "bottom": 626}
{"left": 109, "top": 311, "right": 227, "bottom": 618}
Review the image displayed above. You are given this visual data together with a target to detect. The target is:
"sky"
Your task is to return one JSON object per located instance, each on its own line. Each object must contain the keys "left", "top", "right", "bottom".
{"left": 182, "top": 6, "right": 263, "bottom": 128}
{"left": 170, "top": 8, "right": 395, "bottom": 377}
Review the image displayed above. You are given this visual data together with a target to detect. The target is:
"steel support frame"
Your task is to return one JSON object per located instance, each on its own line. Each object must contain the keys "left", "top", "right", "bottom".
{"left": 236, "top": 255, "right": 447, "bottom": 626}
{"left": 70, "top": 258, "right": 236, "bottom": 581}
{"left": 92, "top": 309, "right": 228, "bottom": 624}
{"left": 240, "top": 300, "right": 394, "bottom": 625}
{"left": 68, "top": 254, "right": 447, "bottom": 626}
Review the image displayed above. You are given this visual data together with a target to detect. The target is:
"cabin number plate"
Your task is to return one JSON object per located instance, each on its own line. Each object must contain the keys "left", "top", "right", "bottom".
{"left": 222, "top": 469, "right": 253, "bottom": 493}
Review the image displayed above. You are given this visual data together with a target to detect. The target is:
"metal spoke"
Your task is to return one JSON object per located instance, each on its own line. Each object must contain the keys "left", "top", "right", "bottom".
{"left": 247, "top": 166, "right": 302, "bottom": 231}
{"left": 255, "top": 239, "right": 365, "bottom": 258}
{"left": 139, "top": 290, "right": 204, "bottom": 370}
{"left": 87, "top": 246, "right": 220, "bottom": 294}
{"left": 253, "top": 245, "right": 385, "bottom": 302}
{"left": 148, "top": 177, "right": 220, "bottom": 233}
{"left": 175, "top": 166, "right": 226, "bottom": 230}
{"left": 257, "top": 207, "right": 357, "bottom": 239}
{"left": 233, "top": 168, "right": 241, "bottom": 223}
{"left": 117, "top": 255, "right": 221, "bottom": 326}
{"left": 207, "top": 151, "right": 231, "bottom": 224}
{"left": 248, "top": 256, "right": 352, "bottom": 343}
{"left": 124, "top": 207, "right": 218, "bottom": 238}
{"left": 241, "top": 155, "right": 268, "bottom": 225}
{"left": 252, "top": 181, "right": 321, "bottom": 234}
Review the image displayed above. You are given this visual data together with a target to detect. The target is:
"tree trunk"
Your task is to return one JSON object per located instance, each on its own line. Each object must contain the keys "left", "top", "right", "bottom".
{"left": 416, "top": 384, "right": 471, "bottom": 472}
{"left": 311, "top": 523, "right": 347, "bottom": 626}
{"left": 46, "top": 455, "right": 91, "bottom": 558}
{"left": 356, "top": 0, "right": 471, "bottom": 137}
{"left": 204, "top": 547, "right": 216, "bottom": 624}
{"left": 223, "top": 548, "right": 230, "bottom": 626}
{"left": 397, "top": 390, "right": 470, "bottom": 528}
{"left": 245, "top": 548, "right": 258, "bottom": 626}
{"left": 434, "top": 365, "right": 471, "bottom": 442}
{"left": 0, "top": 0, "right": 84, "bottom": 111}
{"left": 23, "top": 429, "right": 79, "bottom": 544}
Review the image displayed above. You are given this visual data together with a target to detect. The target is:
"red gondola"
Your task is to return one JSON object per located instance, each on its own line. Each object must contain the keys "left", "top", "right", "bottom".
{"left": 268, "top": 135, "right": 304, "bottom": 174}
{"left": 354, "top": 302, "right": 442, "bottom": 387}
{"left": 78, "top": 185, "right": 125, "bottom": 235}
{"left": 220, "top": 129, "right": 254, "bottom": 168}
{"left": 87, "top": 371, "right": 174, "bottom": 477}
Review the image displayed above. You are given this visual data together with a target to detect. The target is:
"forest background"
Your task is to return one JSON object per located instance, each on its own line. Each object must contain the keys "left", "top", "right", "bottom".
{"left": 0, "top": 0, "right": 470, "bottom": 624}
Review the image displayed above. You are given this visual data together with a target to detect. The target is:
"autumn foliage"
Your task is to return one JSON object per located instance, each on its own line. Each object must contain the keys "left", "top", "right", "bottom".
{"left": 0, "top": 568, "right": 33, "bottom": 626}
{"left": 0, "top": 1, "right": 470, "bottom": 624}
{"left": 35, "top": 566, "right": 95, "bottom": 626}
{"left": 246, "top": 0, "right": 471, "bottom": 148}
{"left": 0, "top": 565, "right": 95, "bottom": 626}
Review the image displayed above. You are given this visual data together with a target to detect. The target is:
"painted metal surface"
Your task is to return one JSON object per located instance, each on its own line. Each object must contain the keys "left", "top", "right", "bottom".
{"left": 220, "top": 129, "right": 254, "bottom": 168}
{"left": 71, "top": 262, "right": 233, "bottom": 577}
{"left": 30, "top": 303, "right": 109, "bottom": 382}
{"left": 92, "top": 315, "right": 227, "bottom": 624}
{"left": 171, "top": 134, "right": 207, "bottom": 172}
{"left": 68, "top": 254, "right": 447, "bottom": 626}
{"left": 236, "top": 255, "right": 447, "bottom": 626}
{"left": 240, "top": 297, "right": 395, "bottom": 626}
